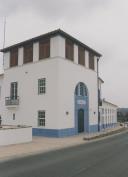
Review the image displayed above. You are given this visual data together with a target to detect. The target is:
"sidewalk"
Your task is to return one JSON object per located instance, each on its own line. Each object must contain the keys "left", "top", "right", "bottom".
{"left": 84, "top": 126, "right": 126, "bottom": 140}
{"left": 0, "top": 125, "right": 126, "bottom": 162}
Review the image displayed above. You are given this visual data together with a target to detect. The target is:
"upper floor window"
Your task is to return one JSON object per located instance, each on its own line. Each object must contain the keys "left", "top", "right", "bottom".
{"left": 78, "top": 46, "right": 85, "bottom": 66}
{"left": 38, "top": 78, "right": 46, "bottom": 94}
{"left": 39, "top": 39, "right": 50, "bottom": 60}
{"left": 23, "top": 43, "right": 33, "bottom": 64}
{"left": 10, "top": 48, "right": 18, "bottom": 67}
{"left": 10, "top": 82, "right": 18, "bottom": 99}
{"left": 89, "top": 52, "right": 95, "bottom": 70}
{"left": 65, "top": 39, "right": 74, "bottom": 61}
{"left": 38, "top": 110, "right": 45, "bottom": 127}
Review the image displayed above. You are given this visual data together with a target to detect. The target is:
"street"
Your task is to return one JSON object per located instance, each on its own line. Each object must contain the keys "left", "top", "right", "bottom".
{"left": 0, "top": 132, "right": 128, "bottom": 177}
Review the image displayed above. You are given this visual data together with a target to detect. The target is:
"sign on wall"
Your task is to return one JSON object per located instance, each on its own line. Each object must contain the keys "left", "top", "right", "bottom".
{"left": 77, "top": 100, "right": 86, "bottom": 105}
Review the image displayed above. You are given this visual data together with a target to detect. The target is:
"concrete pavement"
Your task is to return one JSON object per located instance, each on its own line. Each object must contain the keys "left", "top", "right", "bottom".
{"left": 0, "top": 125, "right": 125, "bottom": 161}
{"left": 0, "top": 133, "right": 85, "bottom": 161}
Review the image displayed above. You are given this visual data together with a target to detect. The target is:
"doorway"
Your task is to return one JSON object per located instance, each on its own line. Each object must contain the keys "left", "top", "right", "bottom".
{"left": 78, "top": 109, "right": 84, "bottom": 133}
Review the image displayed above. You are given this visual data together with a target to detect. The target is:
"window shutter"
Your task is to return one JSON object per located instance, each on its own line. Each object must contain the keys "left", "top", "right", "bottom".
{"left": 10, "top": 48, "right": 18, "bottom": 67}
{"left": 39, "top": 39, "right": 50, "bottom": 60}
{"left": 89, "top": 52, "right": 95, "bottom": 70}
{"left": 65, "top": 39, "right": 74, "bottom": 61}
{"left": 78, "top": 46, "right": 85, "bottom": 66}
{"left": 23, "top": 43, "right": 33, "bottom": 64}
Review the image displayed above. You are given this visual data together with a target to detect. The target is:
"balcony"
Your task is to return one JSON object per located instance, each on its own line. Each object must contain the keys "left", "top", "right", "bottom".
{"left": 5, "top": 96, "right": 19, "bottom": 108}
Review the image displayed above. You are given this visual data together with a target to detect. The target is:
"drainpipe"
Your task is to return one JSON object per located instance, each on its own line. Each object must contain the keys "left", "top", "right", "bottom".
{"left": 97, "top": 58, "right": 100, "bottom": 132}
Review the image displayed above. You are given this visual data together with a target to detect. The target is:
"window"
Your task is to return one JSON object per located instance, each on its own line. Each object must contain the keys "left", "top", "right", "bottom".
{"left": 65, "top": 39, "right": 74, "bottom": 61}
{"left": 105, "top": 109, "right": 107, "bottom": 114}
{"left": 38, "top": 78, "right": 46, "bottom": 94}
{"left": 80, "top": 83, "right": 85, "bottom": 96}
{"left": 13, "top": 113, "right": 15, "bottom": 120}
{"left": 38, "top": 111, "right": 45, "bottom": 126}
{"left": 89, "top": 52, "right": 95, "bottom": 70}
{"left": 75, "top": 82, "right": 87, "bottom": 96}
{"left": 78, "top": 46, "right": 85, "bottom": 66}
{"left": 39, "top": 39, "right": 50, "bottom": 60}
{"left": 23, "top": 43, "right": 33, "bottom": 64}
{"left": 10, "top": 82, "right": 18, "bottom": 99}
{"left": 10, "top": 48, "right": 18, "bottom": 67}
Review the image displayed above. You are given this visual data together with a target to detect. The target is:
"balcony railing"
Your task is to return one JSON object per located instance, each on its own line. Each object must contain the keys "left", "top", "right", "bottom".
{"left": 5, "top": 96, "right": 19, "bottom": 106}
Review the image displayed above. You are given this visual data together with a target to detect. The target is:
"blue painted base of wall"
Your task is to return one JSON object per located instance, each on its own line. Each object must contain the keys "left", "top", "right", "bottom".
{"left": 32, "top": 128, "right": 76, "bottom": 138}
{"left": 89, "top": 125, "right": 98, "bottom": 133}
{"left": 33, "top": 123, "right": 117, "bottom": 137}
{"left": 101, "top": 123, "right": 117, "bottom": 129}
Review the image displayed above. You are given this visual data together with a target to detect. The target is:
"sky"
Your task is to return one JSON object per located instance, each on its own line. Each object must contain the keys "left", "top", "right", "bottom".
{"left": 0, "top": 0, "right": 128, "bottom": 107}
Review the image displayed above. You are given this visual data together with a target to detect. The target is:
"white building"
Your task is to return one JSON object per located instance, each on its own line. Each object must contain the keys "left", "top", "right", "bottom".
{"left": 0, "top": 29, "right": 117, "bottom": 137}
{"left": 99, "top": 100, "right": 118, "bottom": 130}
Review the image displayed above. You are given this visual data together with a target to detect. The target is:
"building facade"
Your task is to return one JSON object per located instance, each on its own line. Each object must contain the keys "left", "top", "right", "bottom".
{"left": 0, "top": 29, "right": 117, "bottom": 137}
{"left": 99, "top": 100, "right": 118, "bottom": 130}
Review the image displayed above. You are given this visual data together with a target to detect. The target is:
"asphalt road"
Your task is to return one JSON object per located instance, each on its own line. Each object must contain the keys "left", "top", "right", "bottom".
{"left": 0, "top": 132, "right": 128, "bottom": 177}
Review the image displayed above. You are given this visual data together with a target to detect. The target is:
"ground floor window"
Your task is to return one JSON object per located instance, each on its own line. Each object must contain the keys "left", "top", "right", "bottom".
{"left": 38, "top": 111, "right": 45, "bottom": 126}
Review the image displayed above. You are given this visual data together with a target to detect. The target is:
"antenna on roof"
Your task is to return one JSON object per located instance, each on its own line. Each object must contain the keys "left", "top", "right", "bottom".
{"left": 3, "top": 16, "right": 6, "bottom": 49}
{"left": 2, "top": 17, "right": 6, "bottom": 71}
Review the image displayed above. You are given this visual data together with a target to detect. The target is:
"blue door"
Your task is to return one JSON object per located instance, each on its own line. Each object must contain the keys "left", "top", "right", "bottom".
{"left": 78, "top": 109, "right": 84, "bottom": 133}
{"left": 75, "top": 82, "right": 89, "bottom": 133}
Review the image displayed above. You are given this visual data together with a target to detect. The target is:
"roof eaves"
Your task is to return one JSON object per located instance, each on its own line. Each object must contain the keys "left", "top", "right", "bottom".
{"left": 0, "top": 28, "right": 102, "bottom": 57}
{"left": 102, "top": 99, "right": 118, "bottom": 107}
{"left": 58, "top": 29, "right": 102, "bottom": 57}
{"left": 0, "top": 29, "right": 60, "bottom": 53}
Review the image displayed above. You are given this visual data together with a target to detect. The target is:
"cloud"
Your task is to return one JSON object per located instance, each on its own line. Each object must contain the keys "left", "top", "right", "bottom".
{"left": 0, "top": 0, "right": 111, "bottom": 18}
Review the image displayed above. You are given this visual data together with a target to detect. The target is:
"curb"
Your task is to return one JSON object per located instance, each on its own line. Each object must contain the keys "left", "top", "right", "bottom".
{"left": 83, "top": 127, "right": 127, "bottom": 141}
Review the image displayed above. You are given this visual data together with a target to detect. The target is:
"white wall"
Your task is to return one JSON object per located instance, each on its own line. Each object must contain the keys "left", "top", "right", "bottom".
{"left": 74, "top": 44, "right": 78, "bottom": 64}
{"left": 50, "top": 35, "right": 65, "bottom": 58}
{"left": 100, "top": 101, "right": 117, "bottom": 126}
{"left": 0, "top": 126, "right": 32, "bottom": 146}
{"left": 57, "top": 58, "right": 98, "bottom": 128}
{"left": 85, "top": 50, "right": 89, "bottom": 68}
{"left": 94, "top": 56, "right": 98, "bottom": 72}
{"left": 2, "top": 59, "right": 59, "bottom": 129}
{"left": 4, "top": 52, "right": 10, "bottom": 70}
{"left": 33, "top": 42, "right": 39, "bottom": 62}
{"left": 18, "top": 47, "right": 23, "bottom": 66}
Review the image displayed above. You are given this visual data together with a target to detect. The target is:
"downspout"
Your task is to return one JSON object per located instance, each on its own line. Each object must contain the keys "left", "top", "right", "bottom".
{"left": 97, "top": 58, "right": 100, "bottom": 132}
